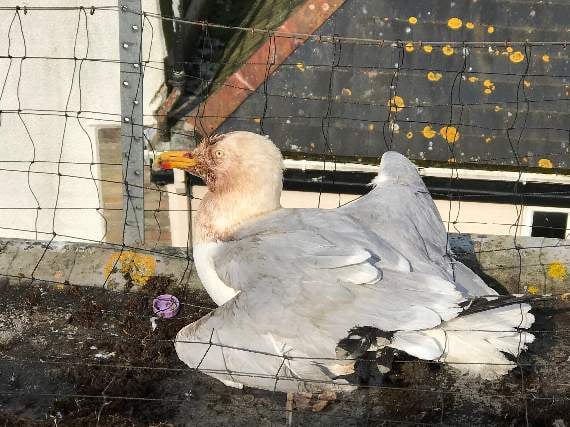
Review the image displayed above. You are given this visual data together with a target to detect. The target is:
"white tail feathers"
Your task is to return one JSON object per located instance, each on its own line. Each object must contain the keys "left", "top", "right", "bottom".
{"left": 392, "top": 303, "right": 535, "bottom": 380}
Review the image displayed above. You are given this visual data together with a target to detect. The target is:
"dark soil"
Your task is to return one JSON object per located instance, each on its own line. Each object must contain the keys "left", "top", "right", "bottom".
{"left": 1, "top": 278, "right": 569, "bottom": 426}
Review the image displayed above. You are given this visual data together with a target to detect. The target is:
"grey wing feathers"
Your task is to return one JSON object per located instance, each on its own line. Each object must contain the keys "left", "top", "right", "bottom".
{"left": 175, "top": 293, "right": 352, "bottom": 392}
{"left": 373, "top": 151, "right": 427, "bottom": 189}
{"left": 341, "top": 152, "right": 496, "bottom": 297}
{"left": 175, "top": 152, "right": 500, "bottom": 391}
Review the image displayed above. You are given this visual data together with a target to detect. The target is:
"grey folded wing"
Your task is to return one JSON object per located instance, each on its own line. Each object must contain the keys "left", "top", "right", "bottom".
{"left": 175, "top": 152, "right": 494, "bottom": 391}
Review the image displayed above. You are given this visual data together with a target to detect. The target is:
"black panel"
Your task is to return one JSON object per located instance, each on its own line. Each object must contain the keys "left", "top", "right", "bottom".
{"left": 217, "top": 0, "right": 569, "bottom": 171}
{"left": 187, "top": 170, "right": 570, "bottom": 208}
{"left": 531, "top": 211, "right": 568, "bottom": 238}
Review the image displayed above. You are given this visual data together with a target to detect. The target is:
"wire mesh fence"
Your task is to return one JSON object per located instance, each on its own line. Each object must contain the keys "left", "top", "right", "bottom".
{"left": 0, "top": 2, "right": 569, "bottom": 426}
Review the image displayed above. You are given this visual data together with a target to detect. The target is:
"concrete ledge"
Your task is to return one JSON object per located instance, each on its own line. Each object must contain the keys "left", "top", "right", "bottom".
{"left": 0, "top": 239, "right": 201, "bottom": 292}
{"left": 0, "top": 235, "right": 568, "bottom": 295}
{"left": 450, "top": 234, "right": 569, "bottom": 294}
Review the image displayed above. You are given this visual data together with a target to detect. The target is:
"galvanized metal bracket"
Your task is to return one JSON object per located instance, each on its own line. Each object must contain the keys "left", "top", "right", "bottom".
{"left": 119, "top": 0, "right": 144, "bottom": 246}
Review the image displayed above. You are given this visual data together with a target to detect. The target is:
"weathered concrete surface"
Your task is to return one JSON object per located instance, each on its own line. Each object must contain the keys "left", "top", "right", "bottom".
{"left": 0, "top": 238, "right": 201, "bottom": 292}
{"left": 450, "top": 234, "right": 570, "bottom": 295}
{"left": 0, "top": 235, "right": 568, "bottom": 295}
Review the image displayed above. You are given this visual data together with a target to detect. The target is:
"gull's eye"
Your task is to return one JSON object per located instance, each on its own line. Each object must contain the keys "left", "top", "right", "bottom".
{"left": 215, "top": 150, "right": 224, "bottom": 158}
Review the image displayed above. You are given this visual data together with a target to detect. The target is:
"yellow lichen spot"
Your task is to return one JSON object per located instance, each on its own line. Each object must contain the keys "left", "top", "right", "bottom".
{"left": 423, "top": 44, "right": 433, "bottom": 53}
{"left": 527, "top": 286, "right": 539, "bottom": 295}
{"left": 103, "top": 251, "right": 156, "bottom": 286}
{"left": 468, "top": 76, "right": 479, "bottom": 83}
{"left": 427, "top": 71, "right": 443, "bottom": 82}
{"left": 253, "top": 117, "right": 261, "bottom": 123}
{"left": 387, "top": 95, "right": 405, "bottom": 112}
{"left": 506, "top": 46, "right": 513, "bottom": 53}
{"left": 421, "top": 125, "right": 436, "bottom": 139}
{"left": 542, "top": 54, "right": 550, "bottom": 63}
{"left": 440, "top": 126, "right": 460, "bottom": 143}
{"left": 368, "top": 123, "right": 374, "bottom": 131}
{"left": 487, "top": 25, "right": 495, "bottom": 34}
{"left": 547, "top": 262, "right": 567, "bottom": 280}
{"left": 408, "top": 16, "right": 418, "bottom": 25}
{"left": 405, "top": 42, "right": 415, "bottom": 52}
{"left": 54, "top": 284, "right": 65, "bottom": 291}
{"left": 494, "top": 105, "right": 502, "bottom": 112}
{"left": 509, "top": 51, "right": 525, "bottom": 63}
{"left": 483, "top": 79, "right": 494, "bottom": 88}
{"left": 442, "top": 45, "right": 454, "bottom": 56}
{"left": 483, "top": 88, "right": 492, "bottom": 94}
{"left": 406, "top": 131, "right": 413, "bottom": 139}
{"left": 341, "top": 87, "right": 352, "bottom": 96}
{"left": 484, "top": 136, "right": 494, "bottom": 143}
{"left": 296, "top": 62, "right": 305, "bottom": 72}
{"left": 466, "top": 22, "right": 475, "bottom": 30}
{"left": 447, "top": 17, "right": 463, "bottom": 30}
{"left": 538, "top": 158, "right": 553, "bottom": 168}
{"left": 523, "top": 79, "right": 531, "bottom": 88}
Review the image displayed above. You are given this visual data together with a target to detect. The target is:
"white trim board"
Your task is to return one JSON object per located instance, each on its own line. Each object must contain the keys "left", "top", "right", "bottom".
{"left": 281, "top": 159, "right": 570, "bottom": 185}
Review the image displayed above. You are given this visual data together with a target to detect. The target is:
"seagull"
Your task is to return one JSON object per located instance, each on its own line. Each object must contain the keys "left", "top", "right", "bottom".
{"left": 156, "top": 131, "right": 534, "bottom": 402}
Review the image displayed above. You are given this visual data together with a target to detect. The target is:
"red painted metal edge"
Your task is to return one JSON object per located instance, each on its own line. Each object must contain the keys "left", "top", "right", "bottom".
{"left": 184, "top": 0, "right": 346, "bottom": 136}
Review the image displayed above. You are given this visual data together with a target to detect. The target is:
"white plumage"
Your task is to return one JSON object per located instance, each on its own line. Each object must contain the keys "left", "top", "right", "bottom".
{"left": 169, "top": 132, "right": 534, "bottom": 392}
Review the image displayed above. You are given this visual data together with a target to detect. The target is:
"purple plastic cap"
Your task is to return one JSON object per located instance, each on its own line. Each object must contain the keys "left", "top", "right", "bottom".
{"left": 153, "top": 294, "right": 180, "bottom": 319}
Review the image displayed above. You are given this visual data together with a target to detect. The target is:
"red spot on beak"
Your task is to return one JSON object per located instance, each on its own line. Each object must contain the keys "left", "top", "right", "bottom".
{"left": 161, "top": 162, "right": 172, "bottom": 170}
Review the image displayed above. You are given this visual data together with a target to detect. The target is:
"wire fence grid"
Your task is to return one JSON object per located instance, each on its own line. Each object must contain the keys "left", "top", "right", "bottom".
{"left": 0, "top": 3, "right": 569, "bottom": 426}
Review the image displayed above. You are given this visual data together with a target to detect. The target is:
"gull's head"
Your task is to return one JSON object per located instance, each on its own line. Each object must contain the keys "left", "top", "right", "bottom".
{"left": 156, "top": 131, "right": 283, "bottom": 194}
{"left": 156, "top": 131, "right": 283, "bottom": 242}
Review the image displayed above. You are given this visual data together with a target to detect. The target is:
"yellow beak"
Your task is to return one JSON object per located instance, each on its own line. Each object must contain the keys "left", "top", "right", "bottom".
{"left": 154, "top": 151, "right": 197, "bottom": 170}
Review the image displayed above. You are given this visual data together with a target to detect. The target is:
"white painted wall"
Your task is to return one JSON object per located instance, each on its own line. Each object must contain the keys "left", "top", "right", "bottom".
{"left": 0, "top": 1, "right": 166, "bottom": 242}
{"left": 434, "top": 200, "right": 569, "bottom": 237}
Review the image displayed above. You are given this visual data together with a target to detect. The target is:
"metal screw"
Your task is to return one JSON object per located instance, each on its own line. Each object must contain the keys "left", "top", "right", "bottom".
{"left": 123, "top": 117, "right": 131, "bottom": 123}
{"left": 133, "top": 63, "right": 140, "bottom": 69}
{"left": 132, "top": 25, "right": 139, "bottom": 31}
{"left": 133, "top": 100, "right": 139, "bottom": 105}
{"left": 134, "top": 170, "right": 141, "bottom": 176}
{"left": 122, "top": 81, "right": 129, "bottom": 86}
{"left": 122, "top": 43, "right": 129, "bottom": 49}
{"left": 121, "top": 5, "right": 128, "bottom": 12}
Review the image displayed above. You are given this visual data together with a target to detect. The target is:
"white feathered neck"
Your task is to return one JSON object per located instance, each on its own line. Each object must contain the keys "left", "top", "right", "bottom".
{"left": 195, "top": 185, "right": 281, "bottom": 244}
{"left": 192, "top": 133, "right": 283, "bottom": 305}
{"left": 193, "top": 133, "right": 283, "bottom": 244}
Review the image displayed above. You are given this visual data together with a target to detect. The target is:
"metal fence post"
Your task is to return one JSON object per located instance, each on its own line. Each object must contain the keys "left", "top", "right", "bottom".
{"left": 119, "top": 0, "right": 144, "bottom": 246}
